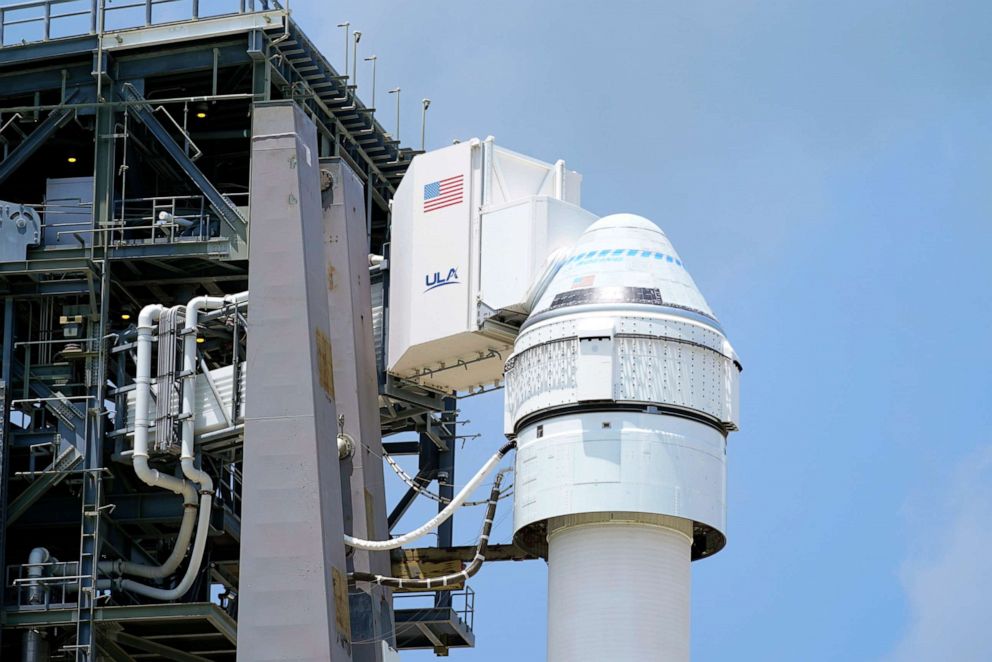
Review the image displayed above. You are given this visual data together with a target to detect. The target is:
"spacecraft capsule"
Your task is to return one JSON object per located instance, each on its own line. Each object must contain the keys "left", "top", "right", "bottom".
{"left": 505, "top": 213, "right": 741, "bottom": 662}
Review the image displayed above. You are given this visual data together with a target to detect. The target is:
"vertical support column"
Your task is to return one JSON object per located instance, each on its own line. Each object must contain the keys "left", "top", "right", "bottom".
{"left": 239, "top": 101, "right": 352, "bottom": 662}
{"left": 319, "top": 157, "right": 394, "bottom": 660}
{"left": 248, "top": 30, "right": 271, "bottom": 103}
{"left": 91, "top": 72, "right": 115, "bottom": 233}
{"left": 0, "top": 298, "right": 13, "bottom": 653}
{"left": 434, "top": 397, "right": 456, "bottom": 610}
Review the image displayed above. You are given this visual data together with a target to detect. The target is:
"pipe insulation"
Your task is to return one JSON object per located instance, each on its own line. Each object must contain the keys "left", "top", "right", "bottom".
{"left": 546, "top": 521, "right": 692, "bottom": 662}
{"left": 344, "top": 440, "right": 516, "bottom": 551}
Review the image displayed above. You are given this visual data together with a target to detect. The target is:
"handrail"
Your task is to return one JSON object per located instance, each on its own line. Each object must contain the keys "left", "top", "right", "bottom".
{"left": 0, "top": 0, "right": 283, "bottom": 48}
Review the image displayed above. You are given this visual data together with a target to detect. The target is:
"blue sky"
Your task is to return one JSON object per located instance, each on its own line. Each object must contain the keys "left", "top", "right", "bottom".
{"left": 286, "top": 2, "right": 992, "bottom": 660}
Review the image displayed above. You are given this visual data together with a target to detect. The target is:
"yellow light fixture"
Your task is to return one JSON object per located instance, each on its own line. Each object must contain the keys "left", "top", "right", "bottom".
{"left": 196, "top": 337, "right": 205, "bottom": 344}
{"left": 67, "top": 156, "right": 77, "bottom": 163}
{"left": 196, "top": 111, "right": 207, "bottom": 119}
{"left": 121, "top": 313, "right": 131, "bottom": 320}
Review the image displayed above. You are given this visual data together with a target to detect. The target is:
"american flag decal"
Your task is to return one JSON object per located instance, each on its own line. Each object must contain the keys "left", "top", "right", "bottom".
{"left": 571, "top": 275, "right": 595, "bottom": 289}
{"left": 423, "top": 175, "right": 464, "bottom": 213}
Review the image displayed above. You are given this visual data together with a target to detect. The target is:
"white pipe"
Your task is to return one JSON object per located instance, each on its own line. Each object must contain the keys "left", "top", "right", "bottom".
{"left": 553, "top": 158, "right": 565, "bottom": 200}
{"left": 26, "top": 547, "right": 50, "bottom": 605}
{"left": 344, "top": 442, "right": 513, "bottom": 551}
{"left": 104, "top": 495, "right": 214, "bottom": 601}
{"left": 99, "top": 490, "right": 198, "bottom": 579}
{"left": 130, "top": 304, "right": 192, "bottom": 498}
{"left": 97, "top": 303, "right": 201, "bottom": 581}
{"left": 111, "top": 293, "right": 245, "bottom": 598}
{"left": 181, "top": 291, "right": 247, "bottom": 493}
{"left": 482, "top": 135, "right": 495, "bottom": 206}
{"left": 547, "top": 522, "right": 692, "bottom": 662}
{"left": 99, "top": 291, "right": 247, "bottom": 597}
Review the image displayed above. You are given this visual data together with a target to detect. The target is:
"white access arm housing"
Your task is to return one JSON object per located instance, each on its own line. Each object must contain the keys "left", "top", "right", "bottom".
{"left": 386, "top": 137, "right": 597, "bottom": 393}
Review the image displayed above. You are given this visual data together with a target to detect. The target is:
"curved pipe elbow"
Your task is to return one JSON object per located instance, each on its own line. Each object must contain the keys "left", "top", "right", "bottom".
{"left": 180, "top": 292, "right": 246, "bottom": 490}
{"left": 115, "top": 494, "right": 213, "bottom": 601}
{"left": 137, "top": 303, "right": 165, "bottom": 330}
{"left": 181, "top": 458, "right": 213, "bottom": 494}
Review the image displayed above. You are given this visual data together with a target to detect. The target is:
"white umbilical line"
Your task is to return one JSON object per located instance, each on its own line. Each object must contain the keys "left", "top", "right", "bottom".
{"left": 344, "top": 441, "right": 516, "bottom": 551}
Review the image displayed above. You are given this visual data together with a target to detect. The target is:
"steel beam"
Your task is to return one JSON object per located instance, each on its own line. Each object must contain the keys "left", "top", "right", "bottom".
{"left": 116, "top": 42, "right": 249, "bottom": 80}
{"left": 381, "top": 441, "right": 420, "bottom": 456}
{"left": 121, "top": 83, "right": 245, "bottom": 232}
{"left": 99, "top": 10, "right": 286, "bottom": 53}
{"left": 389, "top": 543, "right": 537, "bottom": 566}
{"left": 434, "top": 399, "right": 457, "bottom": 610}
{"left": 0, "top": 89, "right": 80, "bottom": 186}
{"left": 0, "top": 65, "right": 92, "bottom": 99}
{"left": 0, "top": 36, "right": 99, "bottom": 67}
{"left": 2, "top": 602, "right": 236, "bottom": 632}
{"left": 387, "top": 469, "right": 431, "bottom": 532}
{"left": 0, "top": 299, "right": 11, "bottom": 653}
{"left": 114, "top": 632, "right": 212, "bottom": 662}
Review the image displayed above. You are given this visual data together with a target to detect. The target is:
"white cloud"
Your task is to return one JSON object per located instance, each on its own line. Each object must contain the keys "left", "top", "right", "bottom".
{"left": 883, "top": 446, "right": 992, "bottom": 662}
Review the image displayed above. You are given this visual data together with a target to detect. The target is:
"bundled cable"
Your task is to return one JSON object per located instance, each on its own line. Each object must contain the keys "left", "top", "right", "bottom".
{"left": 350, "top": 469, "right": 508, "bottom": 589}
{"left": 344, "top": 440, "right": 516, "bottom": 551}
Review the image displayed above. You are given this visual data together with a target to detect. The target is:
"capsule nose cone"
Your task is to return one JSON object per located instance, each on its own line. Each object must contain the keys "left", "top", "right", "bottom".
{"left": 533, "top": 213, "right": 717, "bottom": 322}
{"left": 585, "top": 213, "right": 666, "bottom": 235}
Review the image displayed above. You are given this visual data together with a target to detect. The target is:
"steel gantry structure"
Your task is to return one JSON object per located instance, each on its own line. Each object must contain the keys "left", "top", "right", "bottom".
{"left": 0, "top": 1, "right": 532, "bottom": 660}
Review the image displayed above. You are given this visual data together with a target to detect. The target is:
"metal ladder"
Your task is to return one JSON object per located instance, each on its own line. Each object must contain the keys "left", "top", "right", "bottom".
{"left": 65, "top": 468, "right": 104, "bottom": 661}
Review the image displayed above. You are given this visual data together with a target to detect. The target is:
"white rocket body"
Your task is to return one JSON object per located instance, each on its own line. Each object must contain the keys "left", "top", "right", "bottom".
{"left": 505, "top": 214, "right": 741, "bottom": 662}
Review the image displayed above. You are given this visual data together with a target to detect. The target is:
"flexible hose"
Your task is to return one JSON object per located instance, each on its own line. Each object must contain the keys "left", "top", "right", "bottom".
{"left": 351, "top": 470, "right": 507, "bottom": 589}
{"left": 344, "top": 440, "right": 516, "bottom": 551}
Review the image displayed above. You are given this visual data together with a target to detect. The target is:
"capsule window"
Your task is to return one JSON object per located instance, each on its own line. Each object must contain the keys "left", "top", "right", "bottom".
{"left": 536, "top": 425, "right": 543, "bottom": 438}
{"left": 601, "top": 421, "right": 612, "bottom": 429}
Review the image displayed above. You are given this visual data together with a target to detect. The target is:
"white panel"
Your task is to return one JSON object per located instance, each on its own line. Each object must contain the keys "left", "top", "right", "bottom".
{"left": 387, "top": 139, "right": 592, "bottom": 393}
{"left": 126, "top": 363, "right": 245, "bottom": 441}
{"left": 492, "top": 147, "right": 555, "bottom": 201}
{"left": 561, "top": 169, "right": 582, "bottom": 206}
{"left": 479, "top": 197, "right": 596, "bottom": 314}
{"left": 386, "top": 141, "right": 476, "bottom": 384}
{"left": 575, "top": 337, "right": 613, "bottom": 401}
{"left": 479, "top": 199, "right": 536, "bottom": 311}
{"left": 513, "top": 412, "right": 727, "bottom": 536}
{"left": 504, "top": 312, "right": 739, "bottom": 430}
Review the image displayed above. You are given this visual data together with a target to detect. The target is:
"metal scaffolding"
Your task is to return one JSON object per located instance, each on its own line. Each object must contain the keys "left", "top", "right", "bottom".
{"left": 0, "top": 1, "right": 528, "bottom": 660}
